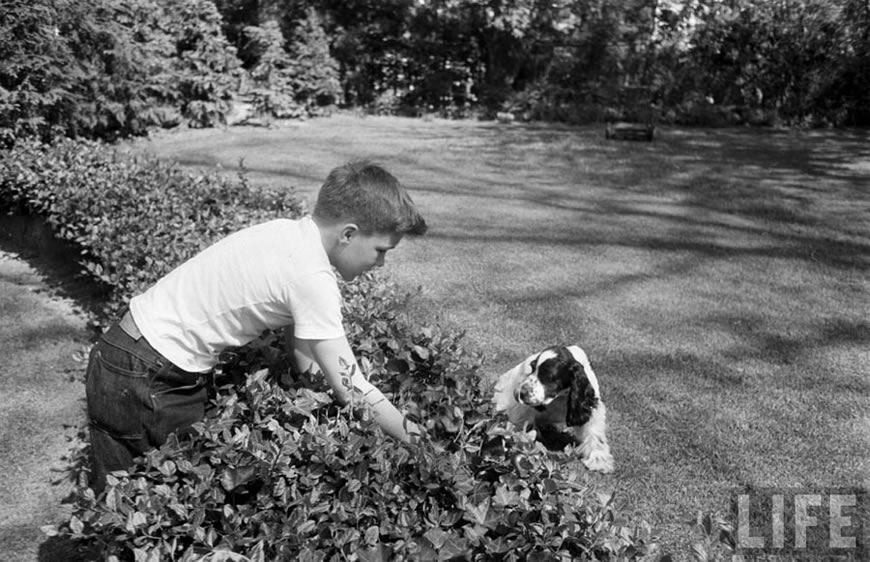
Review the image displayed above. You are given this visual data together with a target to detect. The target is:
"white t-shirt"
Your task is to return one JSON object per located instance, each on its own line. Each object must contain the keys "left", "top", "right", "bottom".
{"left": 130, "top": 217, "right": 344, "bottom": 372}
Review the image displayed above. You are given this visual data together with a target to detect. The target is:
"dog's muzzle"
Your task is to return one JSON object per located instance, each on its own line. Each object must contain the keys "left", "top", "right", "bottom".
{"left": 515, "top": 377, "right": 551, "bottom": 408}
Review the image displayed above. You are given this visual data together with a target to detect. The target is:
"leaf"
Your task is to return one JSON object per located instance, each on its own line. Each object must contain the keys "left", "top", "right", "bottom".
{"left": 220, "top": 465, "right": 257, "bottom": 491}
{"left": 68, "top": 515, "right": 83, "bottom": 535}
{"left": 201, "top": 550, "right": 250, "bottom": 562}
{"left": 412, "top": 344, "right": 430, "bottom": 360}
{"left": 158, "top": 460, "right": 177, "bottom": 476}
{"left": 542, "top": 478, "right": 559, "bottom": 494}
{"left": 424, "top": 527, "right": 449, "bottom": 549}
{"left": 364, "top": 524, "right": 380, "bottom": 546}
{"left": 127, "top": 511, "right": 147, "bottom": 532}
{"left": 358, "top": 544, "right": 393, "bottom": 562}
{"left": 493, "top": 486, "right": 518, "bottom": 507}
{"left": 465, "top": 499, "right": 491, "bottom": 526}
{"left": 247, "top": 541, "right": 266, "bottom": 562}
{"left": 440, "top": 536, "right": 470, "bottom": 560}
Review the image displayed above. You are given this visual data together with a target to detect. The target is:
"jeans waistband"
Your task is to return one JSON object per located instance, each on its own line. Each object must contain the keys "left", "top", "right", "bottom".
{"left": 110, "top": 311, "right": 212, "bottom": 387}
{"left": 119, "top": 310, "right": 143, "bottom": 340}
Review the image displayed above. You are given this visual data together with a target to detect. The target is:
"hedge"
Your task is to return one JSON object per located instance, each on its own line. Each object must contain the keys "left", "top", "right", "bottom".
{"left": 0, "top": 139, "right": 707, "bottom": 560}
{"left": 0, "top": 138, "right": 305, "bottom": 321}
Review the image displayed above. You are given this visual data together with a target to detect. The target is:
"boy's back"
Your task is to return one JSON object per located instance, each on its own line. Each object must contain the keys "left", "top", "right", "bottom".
{"left": 131, "top": 217, "right": 343, "bottom": 374}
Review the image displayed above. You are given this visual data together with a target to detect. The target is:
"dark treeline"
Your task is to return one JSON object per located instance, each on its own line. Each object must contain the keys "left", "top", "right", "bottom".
{"left": 2, "top": 0, "right": 869, "bottom": 143}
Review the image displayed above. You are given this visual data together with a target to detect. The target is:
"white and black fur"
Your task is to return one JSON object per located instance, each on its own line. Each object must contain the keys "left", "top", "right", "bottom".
{"left": 493, "top": 345, "right": 614, "bottom": 473}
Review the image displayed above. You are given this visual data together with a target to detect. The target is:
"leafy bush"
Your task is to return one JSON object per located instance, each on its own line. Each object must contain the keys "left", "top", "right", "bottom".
{"left": 0, "top": 137, "right": 304, "bottom": 321}
{"left": 51, "top": 341, "right": 665, "bottom": 561}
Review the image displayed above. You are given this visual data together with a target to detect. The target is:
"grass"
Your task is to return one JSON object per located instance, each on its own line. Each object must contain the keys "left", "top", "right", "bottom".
{"left": 0, "top": 217, "right": 95, "bottom": 562}
{"left": 1, "top": 115, "right": 867, "bottom": 559}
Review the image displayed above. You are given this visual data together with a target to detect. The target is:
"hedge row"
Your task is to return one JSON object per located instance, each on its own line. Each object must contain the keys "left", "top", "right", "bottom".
{"left": 1, "top": 140, "right": 683, "bottom": 560}
{"left": 0, "top": 138, "right": 305, "bottom": 321}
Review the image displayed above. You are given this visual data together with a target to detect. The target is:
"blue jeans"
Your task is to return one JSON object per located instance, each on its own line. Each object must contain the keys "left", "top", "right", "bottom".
{"left": 85, "top": 322, "right": 210, "bottom": 493}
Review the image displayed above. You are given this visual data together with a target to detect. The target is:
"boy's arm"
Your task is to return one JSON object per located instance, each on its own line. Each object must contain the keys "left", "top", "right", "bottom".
{"left": 292, "top": 336, "right": 422, "bottom": 443}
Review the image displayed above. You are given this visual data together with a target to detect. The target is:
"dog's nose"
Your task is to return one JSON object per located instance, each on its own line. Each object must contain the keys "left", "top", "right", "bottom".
{"left": 516, "top": 379, "right": 545, "bottom": 406}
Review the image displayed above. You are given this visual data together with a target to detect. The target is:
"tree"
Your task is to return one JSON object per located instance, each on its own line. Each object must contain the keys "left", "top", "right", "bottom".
{"left": 163, "top": 0, "right": 243, "bottom": 127}
{"left": 287, "top": 8, "right": 342, "bottom": 111}
{"left": 242, "top": 20, "right": 301, "bottom": 118}
{"left": 0, "top": 0, "right": 177, "bottom": 142}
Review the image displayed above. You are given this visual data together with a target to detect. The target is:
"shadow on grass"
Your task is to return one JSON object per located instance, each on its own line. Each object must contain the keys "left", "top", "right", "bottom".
{"left": 0, "top": 214, "right": 110, "bottom": 326}
{"left": 133, "top": 120, "right": 870, "bottom": 274}
{"left": 412, "top": 126, "right": 870, "bottom": 271}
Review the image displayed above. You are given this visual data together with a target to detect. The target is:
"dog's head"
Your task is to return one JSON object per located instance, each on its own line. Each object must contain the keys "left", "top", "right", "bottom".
{"left": 514, "top": 346, "right": 599, "bottom": 427}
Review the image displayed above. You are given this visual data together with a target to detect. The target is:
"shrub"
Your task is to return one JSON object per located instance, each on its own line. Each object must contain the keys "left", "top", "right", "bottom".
{"left": 0, "top": 137, "right": 304, "bottom": 321}
{"left": 51, "top": 348, "right": 665, "bottom": 561}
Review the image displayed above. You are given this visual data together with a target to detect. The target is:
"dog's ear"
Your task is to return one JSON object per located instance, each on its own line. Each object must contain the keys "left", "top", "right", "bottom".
{"left": 565, "top": 362, "right": 598, "bottom": 427}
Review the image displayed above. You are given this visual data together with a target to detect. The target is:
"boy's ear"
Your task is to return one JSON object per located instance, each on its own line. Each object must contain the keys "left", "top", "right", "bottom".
{"left": 339, "top": 223, "right": 360, "bottom": 244}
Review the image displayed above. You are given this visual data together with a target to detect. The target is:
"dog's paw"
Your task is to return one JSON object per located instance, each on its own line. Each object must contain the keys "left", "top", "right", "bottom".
{"left": 583, "top": 449, "right": 615, "bottom": 473}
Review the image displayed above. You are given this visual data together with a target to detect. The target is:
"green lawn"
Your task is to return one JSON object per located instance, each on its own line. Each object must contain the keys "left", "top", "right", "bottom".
{"left": 128, "top": 115, "right": 870, "bottom": 554}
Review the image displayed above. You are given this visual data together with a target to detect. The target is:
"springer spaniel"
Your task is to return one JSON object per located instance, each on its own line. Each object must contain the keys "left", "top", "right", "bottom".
{"left": 493, "top": 345, "right": 614, "bottom": 473}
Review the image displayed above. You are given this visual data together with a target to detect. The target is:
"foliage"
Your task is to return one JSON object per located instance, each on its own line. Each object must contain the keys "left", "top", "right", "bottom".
{"left": 161, "top": 0, "right": 244, "bottom": 128}
{"left": 0, "top": 0, "right": 170, "bottom": 143}
{"left": 0, "top": 0, "right": 242, "bottom": 144}
{"left": 0, "top": 137, "right": 304, "bottom": 322}
{"left": 4, "top": 0, "right": 868, "bottom": 135}
{"left": 241, "top": 20, "right": 304, "bottom": 119}
{"left": 211, "top": 0, "right": 870, "bottom": 126}
{"left": 286, "top": 8, "right": 342, "bottom": 113}
{"left": 49, "top": 317, "right": 668, "bottom": 560}
{"left": 688, "top": 512, "right": 736, "bottom": 562}
{"left": 228, "top": 8, "right": 341, "bottom": 119}
{"left": 682, "top": 0, "right": 855, "bottom": 126}
{"left": 320, "top": 0, "right": 418, "bottom": 108}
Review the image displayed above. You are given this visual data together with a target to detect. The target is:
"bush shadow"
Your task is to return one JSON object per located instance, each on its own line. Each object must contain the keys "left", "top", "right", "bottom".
{"left": 0, "top": 214, "right": 110, "bottom": 325}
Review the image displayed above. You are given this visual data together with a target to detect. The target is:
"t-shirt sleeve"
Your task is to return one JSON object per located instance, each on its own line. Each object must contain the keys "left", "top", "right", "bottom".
{"left": 289, "top": 269, "right": 345, "bottom": 340}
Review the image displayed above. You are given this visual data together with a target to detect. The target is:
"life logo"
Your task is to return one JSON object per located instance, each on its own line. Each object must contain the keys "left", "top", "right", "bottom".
{"left": 732, "top": 487, "right": 869, "bottom": 557}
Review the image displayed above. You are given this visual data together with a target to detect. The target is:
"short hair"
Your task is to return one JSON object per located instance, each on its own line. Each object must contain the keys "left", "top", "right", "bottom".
{"left": 313, "top": 160, "right": 428, "bottom": 236}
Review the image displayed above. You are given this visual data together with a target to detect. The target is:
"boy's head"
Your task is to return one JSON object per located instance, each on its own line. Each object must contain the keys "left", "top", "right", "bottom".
{"left": 314, "top": 160, "right": 427, "bottom": 281}
{"left": 313, "top": 160, "right": 427, "bottom": 237}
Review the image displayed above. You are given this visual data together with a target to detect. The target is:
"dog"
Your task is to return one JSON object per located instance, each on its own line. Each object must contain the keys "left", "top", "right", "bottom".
{"left": 493, "top": 345, "right": 614, "bottom": 473}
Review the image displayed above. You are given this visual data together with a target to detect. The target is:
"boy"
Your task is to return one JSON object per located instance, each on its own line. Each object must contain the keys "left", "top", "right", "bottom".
{"left": 85, "top": 160, "right": 427, "bottom": 492}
